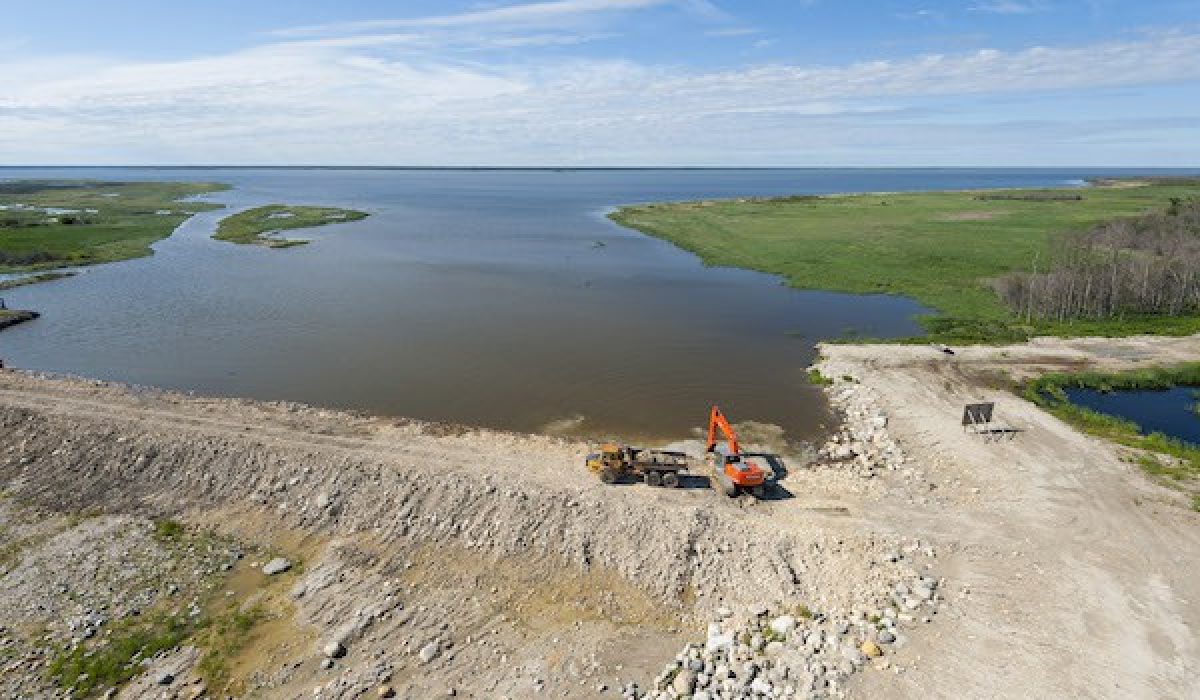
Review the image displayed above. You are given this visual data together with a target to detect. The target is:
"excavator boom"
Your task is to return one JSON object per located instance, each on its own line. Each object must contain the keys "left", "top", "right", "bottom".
{"left": 705, "top": 404, "right": 768, "bottom": 496}
{"left": 705, "top": 405, "right": 741, "bottom": 456}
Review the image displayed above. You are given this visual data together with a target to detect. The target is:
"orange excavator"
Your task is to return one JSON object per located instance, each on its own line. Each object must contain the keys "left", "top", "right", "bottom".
{"left": 705, "top": 405, "right": 769, "bottom": 498}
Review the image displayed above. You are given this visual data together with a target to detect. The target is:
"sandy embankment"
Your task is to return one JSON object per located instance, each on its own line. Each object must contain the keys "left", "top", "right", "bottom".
{"left": 0, "top": 333, "right": 1197, "bottom": 698}
{"left": 0, "top": 370, "right": 917, "bottom": 699}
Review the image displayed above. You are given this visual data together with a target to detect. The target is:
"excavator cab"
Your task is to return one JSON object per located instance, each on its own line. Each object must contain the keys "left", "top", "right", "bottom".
{"left": 705, "top": 405, "right": 768, "bottom": 498}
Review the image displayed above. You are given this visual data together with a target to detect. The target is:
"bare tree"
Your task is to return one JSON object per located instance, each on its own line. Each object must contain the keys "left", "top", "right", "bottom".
{"left": 997, "top": 198, "right": 1200, "bottom": 321}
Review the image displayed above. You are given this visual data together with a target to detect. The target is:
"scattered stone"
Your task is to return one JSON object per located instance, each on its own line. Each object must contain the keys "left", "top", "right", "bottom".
{"left": 671, "top": 669, "right": 696, "bottom": 696}
{"left": 262, "top": 557, "right": 292, "bottom": 575}
{"left": 769, "top": 614, "right": 797, "bottom": 638}
{"left": 419, "top": 641, "right": 440, "bottom": 664}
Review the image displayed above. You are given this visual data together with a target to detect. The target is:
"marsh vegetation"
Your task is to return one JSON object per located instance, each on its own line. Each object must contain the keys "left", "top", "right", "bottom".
{"left": 0, "top": 181, "right": 226, "bottom": 271}
{"left": 610, "top": 179, "right": 1200, "bottom": 343}
{"left": 213, "top": 205, "right": 368, "bottom": 247}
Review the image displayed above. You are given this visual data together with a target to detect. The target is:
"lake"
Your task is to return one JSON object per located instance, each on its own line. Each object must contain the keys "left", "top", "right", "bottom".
{"left": 1065, "top": 386, "right": 1200, "bottom": 446}
{"left": 0, "top": 167, "right": 1188, "bottom": 442}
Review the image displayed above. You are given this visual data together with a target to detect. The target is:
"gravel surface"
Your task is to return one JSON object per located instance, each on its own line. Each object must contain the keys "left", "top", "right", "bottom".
{"left": 0, "top": 369, "right": 930, "bottom": 698}
{"left": 819, "top": 335, "right": 1200, "bottom": 699}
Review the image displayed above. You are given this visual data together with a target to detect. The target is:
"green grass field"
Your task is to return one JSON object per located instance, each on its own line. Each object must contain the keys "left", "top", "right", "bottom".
{"left": 610, "top": 180, "right": 1200, "bottom": 342}
{"left": 0, "top": 271, "right": 75, "bottom": 291}
{"left": 0, "top": 180, "right": 227, "bottom": 272}
{"left": 213, "top": 205, "right": 368, "bottom": 247}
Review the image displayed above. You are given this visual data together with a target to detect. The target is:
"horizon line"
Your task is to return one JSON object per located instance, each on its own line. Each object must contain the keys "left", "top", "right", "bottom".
{"left": 2, "top": 165, "right": 1199, "bottom": 171}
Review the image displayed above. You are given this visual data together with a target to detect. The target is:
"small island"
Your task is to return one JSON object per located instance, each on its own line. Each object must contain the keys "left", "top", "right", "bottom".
{"left": 213, "top": 205, "right": 369, "bottom": 248}
{"left": 0, "top": 309, "right": 40, "bottom": 331}
{"left": 0, "top": 271, "right": 76, "bottom": 291}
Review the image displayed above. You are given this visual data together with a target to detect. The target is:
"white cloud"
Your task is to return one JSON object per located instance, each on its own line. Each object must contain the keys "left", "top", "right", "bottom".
{"left": 705, "top": 27, "right": 759, "bottom": 37}
{"left": 899, "top": 8, "right": 945, "bottom": 21}
{"left": 273, "top": 0, "right": 673, "bottom": 36}
{"left": 969, "top": 1, "right": 1049, "bottom": 14}
{"left": 1, "top": 30, "right": 1198, "bottom": 164}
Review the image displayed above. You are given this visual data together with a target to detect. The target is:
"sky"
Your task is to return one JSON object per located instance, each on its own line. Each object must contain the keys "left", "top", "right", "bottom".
{"left": 1, "top": 0, "right": 1199, "bottom": 166}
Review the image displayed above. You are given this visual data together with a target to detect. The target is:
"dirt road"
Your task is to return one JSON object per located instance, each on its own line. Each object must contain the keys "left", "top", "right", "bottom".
{"left": 820, "top": 335, "right": 1200, "bottom": 699}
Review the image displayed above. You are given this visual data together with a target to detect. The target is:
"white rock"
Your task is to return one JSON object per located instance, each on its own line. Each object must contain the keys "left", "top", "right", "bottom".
{"left": 751, "top": 678, "right": 773, "bottom": 695}
{"left": 672, "top": 670, "right": 696, "bottom": 696}
{"left": 706, "top": 624, "right": 733, "bottom": 654}
{"left": 769, "top": 615, "right": 797, "bottom": 638}
{"left": 262, "top": 557, "right": 292, "bottom": 575}
{"left": 419, "top": 641, "right": 440, "bottom": 664}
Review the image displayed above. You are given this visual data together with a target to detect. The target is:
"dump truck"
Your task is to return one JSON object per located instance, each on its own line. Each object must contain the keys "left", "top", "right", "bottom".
{"left": 586, "top": 443, "right": 690, "bottom": 488}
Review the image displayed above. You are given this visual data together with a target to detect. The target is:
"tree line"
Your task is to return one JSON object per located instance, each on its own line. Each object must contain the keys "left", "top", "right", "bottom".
{"left": 996, "top": 197, "right": 1200, "bottom": 322}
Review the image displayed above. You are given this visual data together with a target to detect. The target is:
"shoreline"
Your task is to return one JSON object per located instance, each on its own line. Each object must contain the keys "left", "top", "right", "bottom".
{"left": 608, "top": 177, "right": 1200, "bottom": 344}
{"left": 212, "top": 204, "right": 369, "bottom": 247}
{"left": 0, "top": 309, "right": 39, "bottom": 332}
{"left": 0, "top": 180, "right": 228, "bottom": 277}
{"left": 2, "top": 331, "right": 1197, "bottom": 697}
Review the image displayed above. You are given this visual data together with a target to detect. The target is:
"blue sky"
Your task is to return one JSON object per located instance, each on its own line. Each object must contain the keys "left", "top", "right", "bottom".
{"left": 2, "top": 0, "right": 1199, "bottom": 165}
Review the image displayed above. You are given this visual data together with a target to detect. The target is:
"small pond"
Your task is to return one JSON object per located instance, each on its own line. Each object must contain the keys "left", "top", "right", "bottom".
{"left": 1065, "top": 387, "right": 1200, "bottom": 446}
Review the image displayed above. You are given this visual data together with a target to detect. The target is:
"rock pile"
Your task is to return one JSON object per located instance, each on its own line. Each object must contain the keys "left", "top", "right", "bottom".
{"left": 811, "top": 375, "right": 908, "bottom": 478}
{"left": 641, "top": 570, "right": 944, "bottom": 699}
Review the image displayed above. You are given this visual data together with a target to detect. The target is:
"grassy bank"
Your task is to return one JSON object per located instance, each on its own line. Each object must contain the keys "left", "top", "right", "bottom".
{"left": 0, "top": 309, "right": 39, "bottom": 331}
{"left": 0, "top": 180, "right": 227, "bottom": 272}
{"left": 609, "top": 180, "right": 1200, "bottom": 343}
{"left": 213, "top": 205, "right": 368, "bottom": 247}
{"left": 0, "top": 271, "right": 75, "bottom": 291}
{"left": 1023, "top": 364, "right": 1200, "bottom": 508}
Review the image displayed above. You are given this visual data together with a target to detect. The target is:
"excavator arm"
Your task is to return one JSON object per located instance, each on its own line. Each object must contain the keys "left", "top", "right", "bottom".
{"left": 705, "top": 405, "right": 741, "bottom": 456}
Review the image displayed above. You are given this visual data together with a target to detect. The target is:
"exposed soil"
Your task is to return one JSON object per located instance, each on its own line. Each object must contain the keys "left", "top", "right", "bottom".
{"left": 819, "top": 334, "right": 1200, "bottom": 699}
{"left": 0, "top": 370, "right": 916, "bottom": 699}
{"left": 1, "top": 332, "right": 1197, "bottom": 698}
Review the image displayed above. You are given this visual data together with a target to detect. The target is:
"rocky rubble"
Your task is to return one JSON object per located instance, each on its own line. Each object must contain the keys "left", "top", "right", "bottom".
{"left": 639, "top": 565, "right": 944, "bottom": 700}
{"left": 811, "top": 375, "right": 908, "bottom": 478}
{"left": 0, "top": 502, "right": 242, "bottom": 699}
{"left": 627, "top": 370, "right": 948, "bottom": 699}
{"left": 1, "top": 393, "right": 915, "bottom": 619}
{"left": 0, "top": 371, "right": 945, "bottom": 699}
